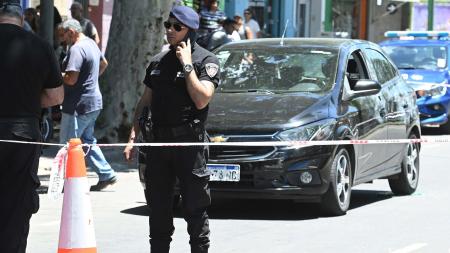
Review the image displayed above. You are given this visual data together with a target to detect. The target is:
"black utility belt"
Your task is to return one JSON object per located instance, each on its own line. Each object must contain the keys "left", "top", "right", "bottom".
{"left": 0, "top": 117, "right": 39, "bottom": 124}
{"left": 153, "top": 121, "right": 204, "bottom": 139}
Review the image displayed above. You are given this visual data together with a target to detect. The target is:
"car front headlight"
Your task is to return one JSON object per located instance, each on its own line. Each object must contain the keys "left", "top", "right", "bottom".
{"left": 276, "top": 119, "right": 336, "bottom": 142}
{"left": 417, "top": 83, "right": 447, "bottom": 97}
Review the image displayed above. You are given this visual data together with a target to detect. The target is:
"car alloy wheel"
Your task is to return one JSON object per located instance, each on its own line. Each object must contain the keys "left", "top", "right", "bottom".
{"left": 405, "top": 142, "right": 419, "bottom": 188}
{"left": 321, "top": 147, "right": 352, "bottom": 216}
{"left": 389, "top": 133, "right": 420, "bottom": 195}
{"left": 336, "top": 153, "right": 351, "bottom": 206}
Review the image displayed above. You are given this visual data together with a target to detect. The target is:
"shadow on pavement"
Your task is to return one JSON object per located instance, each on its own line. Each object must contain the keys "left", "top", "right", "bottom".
{"left": 421, "top": 128, "right": 447, "bottom": 135}
{"left": 120, "top": 189, "right": 394, "bottom": 220}
{"left": 121, "top": 205, "right": 150, "bottom": 216}
{"left": 349, "top": 189, "right": 393, "bottom": 210}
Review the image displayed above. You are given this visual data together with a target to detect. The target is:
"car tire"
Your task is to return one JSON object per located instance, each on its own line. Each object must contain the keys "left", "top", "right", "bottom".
{"left": 388, "top": 133, "right": 420, "bottom": 195}
{"left": 321, "top": 147, "right": 352, "bottom": 216}
{"left": 440, "top": 117, "right": 450, "bottom": 134}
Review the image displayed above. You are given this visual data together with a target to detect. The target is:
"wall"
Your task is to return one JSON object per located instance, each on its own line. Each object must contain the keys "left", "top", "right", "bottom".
{"left": 367, "top": 1, "right": 407, "bottom": 43}
{"left": 225, "top": 0, "right": 249, "bottom": 18}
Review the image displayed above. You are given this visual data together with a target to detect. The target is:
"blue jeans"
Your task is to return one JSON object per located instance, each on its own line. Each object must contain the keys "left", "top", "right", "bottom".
{"left": 59, "top": 110, "right": 115, "bottom": 181}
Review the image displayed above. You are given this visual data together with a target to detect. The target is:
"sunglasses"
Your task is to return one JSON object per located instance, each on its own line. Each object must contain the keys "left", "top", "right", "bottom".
{"left": 163, "top": 21, "right": 184, "bottom": 32}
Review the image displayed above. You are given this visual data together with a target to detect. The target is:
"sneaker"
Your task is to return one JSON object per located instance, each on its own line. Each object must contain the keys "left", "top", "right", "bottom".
{"left": 90, "top": 176, "right": 117, "bottom": 191}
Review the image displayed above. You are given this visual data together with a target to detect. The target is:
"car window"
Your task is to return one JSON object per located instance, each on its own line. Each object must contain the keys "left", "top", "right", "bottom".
{"left": 381, "top": 45, "right": 448, "bottom": 70}
{"left": 364, "top": 49, "right": 397, "bottom": 85}
{"left": 215, "top": 47, "right": 339, "bottom": 93}
{"left": 346, "top": 50, "right": 369, "bottom": 90}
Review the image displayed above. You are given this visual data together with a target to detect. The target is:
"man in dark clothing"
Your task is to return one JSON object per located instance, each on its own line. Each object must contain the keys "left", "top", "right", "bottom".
{"left": 70, "top": 2, "right": 100, "bottom": 45}
{"left": 123, "top": 5, "right": 220, "bottom": 253}
{"left": 0, "top": 1, "right": 64, "bottom": 252}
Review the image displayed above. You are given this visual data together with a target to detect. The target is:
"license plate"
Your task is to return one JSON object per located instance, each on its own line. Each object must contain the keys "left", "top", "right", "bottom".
{"left": 207, "top": 164, "right": 240, "bottom": 182}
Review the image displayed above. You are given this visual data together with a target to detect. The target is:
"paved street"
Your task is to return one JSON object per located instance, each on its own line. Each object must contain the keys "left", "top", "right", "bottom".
{"left": 29, "top": 132, "right": 450, "bottom": 253}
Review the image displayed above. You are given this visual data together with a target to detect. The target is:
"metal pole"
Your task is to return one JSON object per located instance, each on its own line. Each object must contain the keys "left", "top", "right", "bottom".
{"left": 75, "top": 0, "right": 89, "bottom": 18}
{"left": 428, "top": 0, "right": 434, "bottom": 30}
{"left": 39, "top": 0, "right": 54, "bottom": 47}
{"left": 324, "top": 0, "right": 332, "bottom": 32}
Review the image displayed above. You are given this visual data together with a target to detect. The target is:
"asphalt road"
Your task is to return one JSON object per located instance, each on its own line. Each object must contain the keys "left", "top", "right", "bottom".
{"left": 28, "top": 132, "right": 450, "bottom": 253}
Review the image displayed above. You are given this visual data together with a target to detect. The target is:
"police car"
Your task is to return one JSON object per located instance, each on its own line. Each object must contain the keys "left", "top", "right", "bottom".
{"left": 380, "top": 31, "right": 450, "bottom": 132}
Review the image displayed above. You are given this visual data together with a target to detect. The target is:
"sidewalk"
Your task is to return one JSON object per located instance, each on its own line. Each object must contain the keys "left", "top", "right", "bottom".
{"left": 38, "top": 144, "right": 138, "bottom": 193}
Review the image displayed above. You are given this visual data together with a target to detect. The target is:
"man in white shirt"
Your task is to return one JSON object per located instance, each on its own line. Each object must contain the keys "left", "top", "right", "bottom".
{"left": 207, "top": 18, "right": 240, "bottom": 51}
{"left": 244, "top": 8, "right": 260, "bottom": 38}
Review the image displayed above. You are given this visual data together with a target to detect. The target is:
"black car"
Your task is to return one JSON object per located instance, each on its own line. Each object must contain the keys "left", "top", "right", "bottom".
{"left": 139, "top": 38, "right": 421, "bottom": 216}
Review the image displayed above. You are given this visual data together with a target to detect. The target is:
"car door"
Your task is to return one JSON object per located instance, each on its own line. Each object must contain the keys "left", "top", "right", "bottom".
{"left": 363, "top": 47, "right": 407, "bottom": 171}
{"left": 344, "top": 49, "right": 389, "bottom": 181}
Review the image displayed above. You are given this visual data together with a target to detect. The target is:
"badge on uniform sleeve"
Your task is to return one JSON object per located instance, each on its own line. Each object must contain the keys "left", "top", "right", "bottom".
{"left": 205, "top": 63, "right": 219, "bottom": 78}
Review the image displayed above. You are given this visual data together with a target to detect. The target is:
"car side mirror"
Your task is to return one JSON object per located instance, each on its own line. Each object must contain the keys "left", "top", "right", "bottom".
{"left": 353, "top": 80, "right": 381, "bottom": 92}
{"left": 343, "top": 80, "right": 381, "bottom": 101}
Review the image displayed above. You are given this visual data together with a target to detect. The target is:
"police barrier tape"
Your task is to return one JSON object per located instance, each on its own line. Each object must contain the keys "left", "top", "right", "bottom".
{"left": 1, "top": 137, "right": 450, "bottom": 148}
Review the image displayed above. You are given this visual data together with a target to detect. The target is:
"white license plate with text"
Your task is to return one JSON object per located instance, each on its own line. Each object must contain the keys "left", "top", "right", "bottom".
{"left": 207, "top": 164, "right": 240, "bottom": 182}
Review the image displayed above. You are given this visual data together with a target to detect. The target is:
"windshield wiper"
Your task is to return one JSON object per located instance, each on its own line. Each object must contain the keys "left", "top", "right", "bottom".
{"left": 247, "top": 89, "right": 275, "bottom": 94}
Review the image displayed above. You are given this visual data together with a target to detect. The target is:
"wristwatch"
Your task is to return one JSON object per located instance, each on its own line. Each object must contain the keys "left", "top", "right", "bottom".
{"left": 183, "top": 63, "right": 194, "bottom": 74}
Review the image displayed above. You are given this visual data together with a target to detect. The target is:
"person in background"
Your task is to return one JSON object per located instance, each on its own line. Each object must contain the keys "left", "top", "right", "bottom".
{"left": 24, "top": 7, "right": 38, "bottom": 32}
{"left": 243, "top": 8, "right": 261, "bottom": 38}
{"left": 69, "top": 2, "right": 100, "bottom": 45}
{"left": 234, "top": 15, "right": 253, "bottom": 40}
{"left": 197, "top": 0, "right": 226, "bottom": 47}
{"left": 0, "top": 0, "right": 63, "bottom": 252}
{"left": 59, "top": 19, "right": 116, "bottom": 191}
{"left": 199, "top": 0, "right": 226, "bottom": 33}
{"left": 207, "top": 18, "right": 240, "bottom": 50}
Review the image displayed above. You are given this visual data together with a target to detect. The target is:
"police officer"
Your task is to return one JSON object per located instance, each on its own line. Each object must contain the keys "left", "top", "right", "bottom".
{"left": 0, "top": 0, "right": 63, "bottom": 252}
{"left": 123, "top": 5, "right": 219, "bottom": 253}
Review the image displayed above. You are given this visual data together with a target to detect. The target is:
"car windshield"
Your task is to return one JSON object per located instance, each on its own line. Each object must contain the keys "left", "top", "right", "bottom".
{"left": 215, "top": 47, "right": 338, "bottom": 93}
{"left": 382, "top": 45, "right": 448, "bottom": 70}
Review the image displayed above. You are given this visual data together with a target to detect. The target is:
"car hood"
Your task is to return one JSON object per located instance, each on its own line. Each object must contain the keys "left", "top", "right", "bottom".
{"left": 399, "top": 69, "right": 448, "bottom": 90}
{"left": 206, "top": 92, "right": 331, "bottom": 132}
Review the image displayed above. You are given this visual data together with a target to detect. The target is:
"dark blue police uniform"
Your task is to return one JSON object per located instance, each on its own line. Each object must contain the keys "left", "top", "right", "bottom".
{"left": 0, "top": 2, "right": 63, "bottom": 252}
{"left": 142, "top": 6, "right": 220, "bottom": 253}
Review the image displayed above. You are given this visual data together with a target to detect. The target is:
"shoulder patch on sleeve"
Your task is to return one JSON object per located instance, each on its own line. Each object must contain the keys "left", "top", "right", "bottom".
{"left": 205, "top": 63, "right": 219, "bottom": 78}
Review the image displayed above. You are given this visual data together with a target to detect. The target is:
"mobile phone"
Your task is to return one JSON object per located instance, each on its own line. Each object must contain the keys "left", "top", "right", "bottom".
{"left": 180, "top": 30, "right": 197, "bottom": 49}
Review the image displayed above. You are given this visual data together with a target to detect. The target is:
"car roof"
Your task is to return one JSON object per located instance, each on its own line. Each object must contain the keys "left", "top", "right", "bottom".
{"left": 218, "top": 38, "right": 370, "bottom": 50}
{"left": 380, "top": 39, "right": 450, "bottom": 47}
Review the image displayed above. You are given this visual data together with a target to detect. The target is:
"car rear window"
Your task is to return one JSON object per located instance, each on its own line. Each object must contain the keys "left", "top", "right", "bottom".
{"left": 215, "top": 47, "right": 338, "bottom": 93}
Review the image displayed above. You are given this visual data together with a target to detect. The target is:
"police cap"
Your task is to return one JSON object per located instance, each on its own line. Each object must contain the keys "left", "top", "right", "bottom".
{"left": 169, "top": 5, "right": 199, "bottom": 30}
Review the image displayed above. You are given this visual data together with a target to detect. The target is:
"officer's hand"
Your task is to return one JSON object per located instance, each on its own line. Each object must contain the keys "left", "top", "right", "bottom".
{"left": 176, "top": 38, "right": 192, "bottom": 66}
{"left": 123, "top": 143, "right": 135, "bottom": 161}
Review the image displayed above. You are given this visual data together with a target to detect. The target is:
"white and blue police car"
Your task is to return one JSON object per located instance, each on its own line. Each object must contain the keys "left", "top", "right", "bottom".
{"left": 380, "top": 31, "right": 450, "bottom": 132}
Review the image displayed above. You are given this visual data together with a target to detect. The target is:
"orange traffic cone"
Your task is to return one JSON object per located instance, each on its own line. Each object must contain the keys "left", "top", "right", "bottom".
{"left": 58, "top": 138, "right": 97, "bottom": 253}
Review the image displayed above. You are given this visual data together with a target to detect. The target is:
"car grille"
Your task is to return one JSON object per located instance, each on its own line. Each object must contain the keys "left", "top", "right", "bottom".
{"left": 210, "top": 145, "right": 275, "bottom": 159}
{"left": 208, "top": 135, "right": 276, "bottom": 160}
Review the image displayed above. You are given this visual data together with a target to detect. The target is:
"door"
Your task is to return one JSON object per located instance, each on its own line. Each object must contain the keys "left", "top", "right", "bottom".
{"left": 346, "top": 50, "right": 389, "bottom": 181}
{"left": 364, "top": 48, "right": 407, "bottom": 170}
{"left": 295, "top": 0, "right": 310, "bottom": 37}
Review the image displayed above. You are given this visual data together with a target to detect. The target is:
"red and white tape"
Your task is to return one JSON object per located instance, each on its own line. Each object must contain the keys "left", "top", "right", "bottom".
{"left": 0, "top": 137, "right": 447, "bottom": 148}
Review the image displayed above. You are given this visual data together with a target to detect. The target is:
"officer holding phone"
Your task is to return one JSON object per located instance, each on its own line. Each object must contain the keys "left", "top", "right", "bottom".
{"left": 123, "top": 5, "right": 220, "bottom": 253}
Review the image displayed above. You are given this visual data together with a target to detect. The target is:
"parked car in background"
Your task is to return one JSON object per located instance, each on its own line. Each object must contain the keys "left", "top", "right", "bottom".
{"left": 380, "top": 31, "right": 450, "bottom": 132}
{"left": 139, "top": 38, "right": 421, "bottom": 216}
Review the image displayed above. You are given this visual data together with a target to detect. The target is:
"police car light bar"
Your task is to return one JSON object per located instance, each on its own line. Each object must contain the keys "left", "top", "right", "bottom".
{"left": 384, "top": 31, "right": 450, "bottom": 38}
